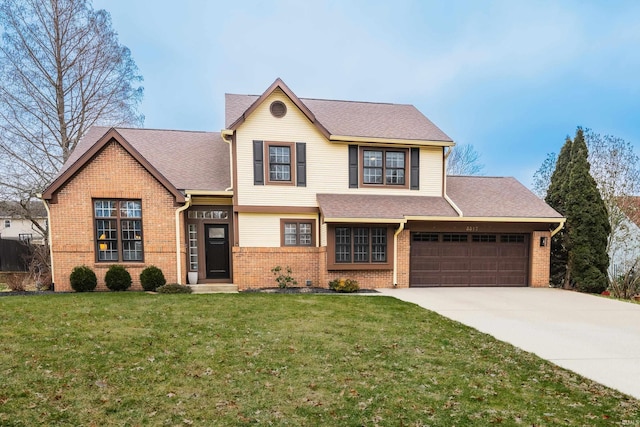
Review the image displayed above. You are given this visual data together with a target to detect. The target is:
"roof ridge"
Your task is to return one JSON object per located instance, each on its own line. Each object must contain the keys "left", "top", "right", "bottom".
{"left": 109, "top": 126, "right": 220, "bottom": 134}
{"left": 226, "top": 92, "right": 410, "bottom": 107}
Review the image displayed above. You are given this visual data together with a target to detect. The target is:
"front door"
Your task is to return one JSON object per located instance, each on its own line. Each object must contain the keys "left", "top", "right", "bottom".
{"left": 205, "top": 224, "right": 230, "bottom": 279}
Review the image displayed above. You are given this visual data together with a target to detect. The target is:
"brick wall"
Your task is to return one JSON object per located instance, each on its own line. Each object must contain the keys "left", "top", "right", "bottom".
{"left": 48, "top": 141, "right": 185, "bottom": 291}
{"left": 232, "top": 234, "right": 411, "bottom": 290}
{"left": 233, "top": 246, "right": 325, "bottom": 290}
{"left": 530, "top": 230, "right": 551, "bottom": 287}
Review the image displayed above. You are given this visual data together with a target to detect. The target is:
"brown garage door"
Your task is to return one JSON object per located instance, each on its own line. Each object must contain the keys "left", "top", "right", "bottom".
{"left": 410, "top": 233, "right": 529, "bottom": 287}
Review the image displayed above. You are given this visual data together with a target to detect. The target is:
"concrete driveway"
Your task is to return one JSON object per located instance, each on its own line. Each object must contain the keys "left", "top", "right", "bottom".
{"left": 377, "top": 287, "right": 640, "bottom": 399}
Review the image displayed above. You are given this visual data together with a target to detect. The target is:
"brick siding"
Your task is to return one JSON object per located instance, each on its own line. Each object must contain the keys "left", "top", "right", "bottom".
{"left": 530, "top": 230, "right": 551, "bottom": 287}
{"left": 48, "top": 142, "right": 185, "bottom": 291}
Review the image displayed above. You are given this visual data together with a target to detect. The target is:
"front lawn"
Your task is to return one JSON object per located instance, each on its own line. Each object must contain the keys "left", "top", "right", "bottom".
{"left": 1, "top": 293, "right": 638, "bottom": 426}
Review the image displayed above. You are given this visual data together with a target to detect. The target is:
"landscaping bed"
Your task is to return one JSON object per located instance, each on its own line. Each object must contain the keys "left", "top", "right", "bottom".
{"left": 241, "top": 287, "right": 378, "bottom": 294}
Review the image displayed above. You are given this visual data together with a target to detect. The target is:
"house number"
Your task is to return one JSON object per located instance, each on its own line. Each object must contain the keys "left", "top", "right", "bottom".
{"left": 466, "top": 226, "right": 479, "bottom": 232}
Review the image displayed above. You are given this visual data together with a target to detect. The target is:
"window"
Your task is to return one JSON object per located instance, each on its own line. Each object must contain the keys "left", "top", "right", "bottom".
{"left": 95, "top": 200, "right": 143, "bottom": 262}
{"left": 472, "top": 234, "right": 497, "bottom": 243}
{"left": 361, "top": 148, "right": 407, "bottom": 187}
{"left": 501, "top": 234, "right": 525, "bottom": 243}
{"left": 268, "top": 144, "right": 292, "bottom": 182}
{"left": 188, "top": 224, "right": 198, "bottom": 271}
{"left": 3, "top": 219, "right": 10, "bottom": 228}
{"left": 254, "top": 141, "right": 306, "bottom": 186}
{"left": 281, "top": 220, "right": 315, "bottom": 246}
{"left": 329, "top": 226, "right": 391, "bottom": 269}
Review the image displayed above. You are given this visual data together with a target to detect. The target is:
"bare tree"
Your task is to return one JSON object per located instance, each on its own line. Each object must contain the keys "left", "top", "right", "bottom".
{"left": 446, "top": 143, "right": 485, "bottom": 176}
{"left": 531, "top": 152, "right": 557, "bottom": 198}
{"left": 585, "top": 130, "right": 640, "bottom": 272}
{"left": 0, "top": 0, "right": 143, "bottom": 236}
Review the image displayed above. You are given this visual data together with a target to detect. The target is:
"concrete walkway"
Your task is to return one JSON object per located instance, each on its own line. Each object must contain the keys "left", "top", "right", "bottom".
{"left": 377, "top": 287, "right": 640, "bottom": 399}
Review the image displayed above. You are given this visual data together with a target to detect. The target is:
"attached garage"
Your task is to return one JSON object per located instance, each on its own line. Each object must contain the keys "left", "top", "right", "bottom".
{"left": 410, "top": 232, "right": 529, "bottom": 287}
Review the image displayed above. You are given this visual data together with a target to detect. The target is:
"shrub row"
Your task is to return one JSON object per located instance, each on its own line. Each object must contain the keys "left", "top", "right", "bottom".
{"left": 69, "top": 265, "right": 166, "bottom": 292}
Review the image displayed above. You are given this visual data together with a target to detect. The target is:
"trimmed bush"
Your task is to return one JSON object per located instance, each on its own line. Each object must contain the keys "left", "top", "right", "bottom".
{"left": 329, "top": 278, "right": 360, "bottom": 293}
{"left": 69, "top": 265, "right": 97, "bottom": 292}
{"left": 140, "top": 265, "right": 166, "bottom": 291}
{"left": 157, "top": 283, "right": 193, "bottom": 294}
{"left": 105, "top": 265, "right": 132, "bottom": 291}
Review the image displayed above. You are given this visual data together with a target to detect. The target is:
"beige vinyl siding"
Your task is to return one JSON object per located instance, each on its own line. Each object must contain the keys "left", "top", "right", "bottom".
{"left": 235, "top": 89, "right": 443, "bottom": 208}
{"left": 238, "top": 212, "right": 317, "bottom": 247}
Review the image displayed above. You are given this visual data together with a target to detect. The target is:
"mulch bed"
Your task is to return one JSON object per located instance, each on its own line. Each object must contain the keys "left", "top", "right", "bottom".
{"left": 0, "top": 290, "right": 57, "bottom": 297}
{"left": 241, "top": 287, "right": 378, "bottom": 294}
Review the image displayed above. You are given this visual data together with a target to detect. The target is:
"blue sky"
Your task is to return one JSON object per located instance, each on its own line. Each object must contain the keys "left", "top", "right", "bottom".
{"left": 93, "top": 0, "right": 640, "bottom": 188}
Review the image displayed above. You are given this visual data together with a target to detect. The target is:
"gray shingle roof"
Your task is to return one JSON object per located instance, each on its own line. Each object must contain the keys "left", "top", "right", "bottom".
{"left": 317, "top": 177, "right": 562, "bottom": 221}
{"left": 447, "top": 176, "right": 563, "bottom": 218}
{"left": 317, "top": 194, "right": 457, "bottom": 220}
{"left": 225, "top": 93, "right": 453, "bottom": 142}
{"left": 61, "top": 127, "right": 230, "bottom": 192}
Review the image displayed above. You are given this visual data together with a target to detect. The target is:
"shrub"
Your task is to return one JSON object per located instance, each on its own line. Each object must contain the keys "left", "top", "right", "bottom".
{"left": 157, "top": 283, "right": 193, "bottom": 294}
{"left": 140, "top": 265, "right": 166, "bottom": 291}
{"left": 69, "top": 265, "right": 97, "bottom": 292}
{"left": 104, "top": 265, "right": 132, "bottom": 291}
{"left": 329, "top": 278, "right": 360, "bottom": 293}
{"left": 4, "top": 273, "right": 27, "bottom": 292}
{"left": 271, "top": 266, "right": 297, "bottom": 289}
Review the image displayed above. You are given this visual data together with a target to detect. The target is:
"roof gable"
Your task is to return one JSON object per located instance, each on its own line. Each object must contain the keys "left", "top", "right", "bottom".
{"left": 225, "top": 78, "right": 453, "bottom": 143}
{"left": 227, "top": 78, "right": 330, "bottom": 138}
{"left": 42, "top": 128, "right": 185, "bottom": 202}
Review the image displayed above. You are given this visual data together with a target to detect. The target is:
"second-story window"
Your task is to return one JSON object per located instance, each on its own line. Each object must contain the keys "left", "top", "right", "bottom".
{"left": 362, "top": 148, "right": 407, "bottom": 187}
{"left": 269, "top": 145, "right": 291, "bottom": 181}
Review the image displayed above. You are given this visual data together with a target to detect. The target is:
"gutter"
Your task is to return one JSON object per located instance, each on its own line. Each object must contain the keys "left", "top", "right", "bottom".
{"left": 393, "top": 221, "right": 406, "bottom": 287}
{"left": 36, "top": 193, "right": 55, "bottom": 289}
{"left": 175, "top": 195, "right": 192, "bottom": 284}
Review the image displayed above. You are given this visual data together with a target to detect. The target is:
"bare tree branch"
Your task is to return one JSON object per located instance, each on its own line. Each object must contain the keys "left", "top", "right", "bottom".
{"left": 0, "top": 0, "right": 144, "bottom": 239}
{"left": 446, "top": 144, "right": 485, "bottom": 176}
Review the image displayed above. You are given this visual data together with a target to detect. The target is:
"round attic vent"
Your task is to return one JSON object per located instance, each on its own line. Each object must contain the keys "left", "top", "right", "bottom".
{"left": 270, "top": 100, "right": 287, "bottom": 118}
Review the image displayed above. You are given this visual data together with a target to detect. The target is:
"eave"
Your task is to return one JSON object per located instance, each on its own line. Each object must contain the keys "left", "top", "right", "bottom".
{"left": 329, "top": 135, "right": 455, "bottom": 147}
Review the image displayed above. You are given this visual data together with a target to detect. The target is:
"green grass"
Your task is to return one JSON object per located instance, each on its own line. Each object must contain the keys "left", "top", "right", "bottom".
{"left": 0, "top": 293, "right": 638, "bottom": 426}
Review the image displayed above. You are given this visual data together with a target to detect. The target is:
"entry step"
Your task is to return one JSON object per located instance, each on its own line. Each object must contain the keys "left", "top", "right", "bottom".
{"left": 189, "top": 284, "right": 238, "bottom": 294}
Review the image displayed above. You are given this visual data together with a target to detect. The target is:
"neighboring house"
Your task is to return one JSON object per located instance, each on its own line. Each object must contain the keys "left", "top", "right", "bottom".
{"left": 42, "top": 78, "right": 564, "bottom": 292}
{"left": 0, "top": 201, "right": 47, "bottom": 244}
{"left": 608, "top": 196, "right": 640, "bottom": 278}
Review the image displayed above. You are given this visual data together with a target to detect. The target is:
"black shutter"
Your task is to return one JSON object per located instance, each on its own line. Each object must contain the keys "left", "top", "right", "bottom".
{"left": 349, "top": 145, "right": 358, "bottom": 188}
{"left": 253, "top": 140, "right": 264, "bottom": 185}
{"left": 296, "top": 142, "right": 306, "bottom": 187}
{"left": 410, "top": 147, "right": 420, "bottom": 190}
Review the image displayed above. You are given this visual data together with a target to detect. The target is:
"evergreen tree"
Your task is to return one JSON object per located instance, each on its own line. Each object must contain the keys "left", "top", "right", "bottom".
{"left": 565, "top": 128, "right": 610, "bottom": 293}
{"left": 545, "top": 137, "right": 572, "bottom": 287}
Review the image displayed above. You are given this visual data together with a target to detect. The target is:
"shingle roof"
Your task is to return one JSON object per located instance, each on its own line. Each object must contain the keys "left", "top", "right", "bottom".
{"left": 317, "top": 194, "right": 457, "bottom": 220}
{"left": 447, "top": 176, "right": 563, "bottom": 218}
{"left": 225, "top": 93, "right": 453, "bottom": 142}
{"left": 317, "top": 177, "right": 562, "bottom": 221}
{"left": 60, "top": 126, "right": 230, "bottom": 192}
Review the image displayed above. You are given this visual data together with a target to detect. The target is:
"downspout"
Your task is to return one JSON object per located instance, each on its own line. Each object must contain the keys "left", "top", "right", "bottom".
{"left": 443, "top": 147, "right": 464, "bottom": 217}
{"left": 550, "top": 219, "right": 566, "bottom": 237}
{"left": 175, "top": 195, "right": 192, "bottom": 284}
{"left": 393, "top": 221, "right": 406, "bottom": 287}
{"left": 222, "top": 130, "right": 233, "bottom": 192}
{"left": 37, "top": 194, "right": 55, "bottom": 289}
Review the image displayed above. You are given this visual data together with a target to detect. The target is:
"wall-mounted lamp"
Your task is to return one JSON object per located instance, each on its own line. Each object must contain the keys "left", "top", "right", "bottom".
{"left": 540, "top": 237, "right": 548, "bottom": 247}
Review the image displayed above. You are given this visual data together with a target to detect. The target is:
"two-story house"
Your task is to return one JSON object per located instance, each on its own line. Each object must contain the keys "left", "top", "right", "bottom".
{"left": 42, "top": 79, "right": 564, "bottom": 292}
